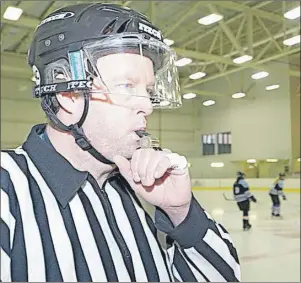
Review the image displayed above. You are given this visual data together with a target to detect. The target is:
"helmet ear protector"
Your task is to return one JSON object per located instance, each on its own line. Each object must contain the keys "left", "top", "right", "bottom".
{"left": 27, "top": 3, "right": 181, "bottom": 164}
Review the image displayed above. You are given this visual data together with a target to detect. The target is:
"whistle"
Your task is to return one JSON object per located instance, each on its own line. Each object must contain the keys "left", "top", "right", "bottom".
{"left": 135, "top": 130, "right": 161, "bottom": 150}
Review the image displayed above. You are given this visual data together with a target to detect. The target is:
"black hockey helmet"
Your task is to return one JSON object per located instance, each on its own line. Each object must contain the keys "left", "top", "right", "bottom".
{"left": 27, "top": 3, "right": 181, "bottom": 164}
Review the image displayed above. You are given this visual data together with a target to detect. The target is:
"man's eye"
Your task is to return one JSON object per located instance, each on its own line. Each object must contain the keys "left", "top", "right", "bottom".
{"left": 116, "top": 83, "right": 134, "bottom": 89}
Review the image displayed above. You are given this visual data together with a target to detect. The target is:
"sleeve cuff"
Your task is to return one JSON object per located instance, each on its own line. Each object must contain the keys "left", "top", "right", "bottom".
{"left": 154, "top": 195, "right": 210, "bottom": 248}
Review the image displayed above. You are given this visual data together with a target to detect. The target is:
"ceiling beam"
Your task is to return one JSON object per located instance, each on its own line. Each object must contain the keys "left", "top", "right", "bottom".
{"left": 213, "top": 1, "right": 284, "bottom": 23}
{"left": 184, "top": 47, "right": 300, "bottom": 88}
{"left": 175, "top": 26, "right": 300, "bottom": 68}
{"left": 174, "top": 47, "right": 272, "bottom": 74}
{"left": 208, "top": 4, "right": 244, "bottom": 55}
{"left": 181, "top": 1, "right": 273, "bottom": 47}
{"left": 1, "top": 15, "right": 39, "bottom": 30}
{"left": 163, "top": 1, "right": 204, "bottom": 37}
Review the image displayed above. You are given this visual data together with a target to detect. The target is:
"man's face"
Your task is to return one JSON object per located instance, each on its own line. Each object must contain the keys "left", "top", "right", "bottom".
{"left": 81, "top": 53, "right": 155, "bottom": 160}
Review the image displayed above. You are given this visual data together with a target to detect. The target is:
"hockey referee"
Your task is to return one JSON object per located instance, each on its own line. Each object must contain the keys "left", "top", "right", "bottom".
{"left": 1, "top": 3, "right": 240, "bottom": 282}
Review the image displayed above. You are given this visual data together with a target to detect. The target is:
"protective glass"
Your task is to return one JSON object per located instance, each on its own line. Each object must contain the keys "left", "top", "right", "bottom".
{"left": 82, "top": 33, "right": 182, "bottom": 109}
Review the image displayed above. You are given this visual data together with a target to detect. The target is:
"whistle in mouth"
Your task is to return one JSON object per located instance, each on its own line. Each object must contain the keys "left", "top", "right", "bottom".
{"left": 135, "top": 130, "right": 161, "bottom": 150}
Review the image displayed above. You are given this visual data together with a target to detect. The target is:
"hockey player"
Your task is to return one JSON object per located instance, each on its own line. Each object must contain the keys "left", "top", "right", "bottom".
{"left": 233, "top": 171, "right": 257, "bottom": 230}
{"left": 269, "top": 173, "right": 286, "bottom": 218}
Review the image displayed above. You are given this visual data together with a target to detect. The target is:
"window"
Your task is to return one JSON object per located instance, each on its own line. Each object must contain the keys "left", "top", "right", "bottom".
{"left": 217, "top": 132, "right": 232, "bottom": 154}
{"left": 202, "top": 134, "right": 216, "bottom": 155}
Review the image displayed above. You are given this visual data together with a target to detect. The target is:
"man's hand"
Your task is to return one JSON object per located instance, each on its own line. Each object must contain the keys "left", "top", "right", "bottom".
{"left": 113, "top": 149, "right": 192, "bottom": 226}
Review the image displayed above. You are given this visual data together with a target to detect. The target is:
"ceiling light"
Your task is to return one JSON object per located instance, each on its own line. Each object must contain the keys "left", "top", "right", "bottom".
{"left": 251, "top": 71, "right": 269, "bottom": 80}
{"left": 210, "top": 162, "right": 224, "bottom": 168}
{"left": 163, "top": 38, "right": 174, "bottom": 46}
{"left": 266, "top": 159, "right": 278, "bottom": 163}
{"left": 283, "top": 35, "right": 300, "bottom": 46}
{"left": 3, "top": 6, "right": 23, "bottom": 21}
{"left": 266, "top": 84, "right": 280, "bottom": 91}
{"left": 189, "top": 72, "right": 206, "bottom": 80}
{"left": 233, "top": 55, "right": 253, "bottom": 64}
{"left": 31, "top": 76, "right": 36, "bottom": 82}
{"left": 297, "top": 157, "right": 300, "bottom": 162}
{"left": 247, "top": 159, "right": 257, "bottom": 164}
{"left": 198, "top": 13, "right": 223, "bottom": 25}
{"left": 203, "top": 100, "right": 215, "bottom": 106}
{"left": 284, "top": 6, "right": 300, "bottom": 20}
{"left": 175, "top": 58, "right": 192, "bottom": 67}
{"left": 232, "top": 92, "right": 246, "bottom": 99}
{"left": 183, "top": 93, "right": 196, "bottom": 99}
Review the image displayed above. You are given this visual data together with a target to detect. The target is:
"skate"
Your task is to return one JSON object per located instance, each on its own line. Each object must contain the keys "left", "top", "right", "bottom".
{"left": 243, "top": 223, "right": 252, "bottom": 231}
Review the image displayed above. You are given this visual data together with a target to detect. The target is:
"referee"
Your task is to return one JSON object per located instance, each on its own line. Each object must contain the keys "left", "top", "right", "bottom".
{"left": 1, "top": 3, "right": 240, "bottom": 282}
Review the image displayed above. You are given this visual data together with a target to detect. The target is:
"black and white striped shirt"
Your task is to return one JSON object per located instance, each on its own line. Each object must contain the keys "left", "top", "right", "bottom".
{"left": 1, "top": 124, "right": 241, "bottom": 282}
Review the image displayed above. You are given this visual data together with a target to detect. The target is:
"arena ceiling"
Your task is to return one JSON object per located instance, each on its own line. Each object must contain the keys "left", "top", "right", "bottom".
{"left": 1, "top": 1, "right": 300, "bottom": 97}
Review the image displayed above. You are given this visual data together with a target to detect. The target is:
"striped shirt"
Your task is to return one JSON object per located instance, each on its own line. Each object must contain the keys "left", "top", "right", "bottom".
{"left": 1, "top": 124, "right": 240, "bottom": 282}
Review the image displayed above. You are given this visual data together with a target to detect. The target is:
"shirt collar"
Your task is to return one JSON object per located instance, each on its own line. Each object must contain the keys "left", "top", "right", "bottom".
{"left": 23, "top": 124, "right": 89, "bottom": 208}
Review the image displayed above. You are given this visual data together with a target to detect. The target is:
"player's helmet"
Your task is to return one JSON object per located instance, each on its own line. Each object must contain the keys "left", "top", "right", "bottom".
{"left": 237, "top": 171, "right": 245, "bottom": 178}
{"left": 27, "top": 3, "right": 181, "bottom": 164}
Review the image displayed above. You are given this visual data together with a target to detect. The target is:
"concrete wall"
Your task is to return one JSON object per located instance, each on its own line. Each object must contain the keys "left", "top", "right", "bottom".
{"left": 290, "top": 76, "right": 300, "bottom": 159}
{"left": 186, "top": 60, "right": 294, "bottom": 178}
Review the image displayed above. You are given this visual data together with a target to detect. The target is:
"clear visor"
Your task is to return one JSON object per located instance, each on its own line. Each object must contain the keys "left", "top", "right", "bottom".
{"left": 83, "top": 33, "right": 182, "bottom": 109}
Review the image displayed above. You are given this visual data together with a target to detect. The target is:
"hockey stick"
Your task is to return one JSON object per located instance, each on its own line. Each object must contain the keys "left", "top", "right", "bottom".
{"left": 222, "top": 192, "right": 265, "bottom": 206}
{"left": 222, "top": 192, "right": 235, "bottom": 201}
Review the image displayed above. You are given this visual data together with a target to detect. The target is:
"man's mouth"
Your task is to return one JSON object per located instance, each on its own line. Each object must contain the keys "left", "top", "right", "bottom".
{"left": 135, "top": 129, "right": 148, "bottom": 138}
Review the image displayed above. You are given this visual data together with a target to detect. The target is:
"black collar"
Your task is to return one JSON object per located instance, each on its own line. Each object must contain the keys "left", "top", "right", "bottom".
{"left": 23, "top": 124, "right": 89, "bottom": 208}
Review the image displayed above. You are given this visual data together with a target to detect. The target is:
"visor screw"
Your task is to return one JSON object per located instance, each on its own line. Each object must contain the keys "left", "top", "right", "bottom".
{"left": 58, "top": 33, "right": 65, "bottom": 41}
{"left": 45, "top": 39, "right": 51, "bottom": 47}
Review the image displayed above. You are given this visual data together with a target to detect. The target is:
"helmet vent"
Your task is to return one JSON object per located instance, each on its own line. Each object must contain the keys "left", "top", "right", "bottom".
{"left": 102, "top": 18, "right": 118, "bottom": 34}
{"left": 97, "top": 6, "right": 122, "bottom": 13}
{"left": 117, "top": 19, "right": 132, "bottom": 33}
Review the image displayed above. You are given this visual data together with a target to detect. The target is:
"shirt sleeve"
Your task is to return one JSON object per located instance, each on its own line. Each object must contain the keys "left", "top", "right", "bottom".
{"left": 1, "top": 168, "right": 15, "bottom": 282}
{"left": 155, "top": 196, "right": 241, "bottom": 282}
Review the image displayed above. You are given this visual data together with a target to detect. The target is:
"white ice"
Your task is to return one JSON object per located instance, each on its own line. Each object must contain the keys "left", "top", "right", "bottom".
{"left": 143, "top": 190, "right": 300, "bottom": 282}
{"left": 193, "top": 190, "right": 300, "bottom": 282}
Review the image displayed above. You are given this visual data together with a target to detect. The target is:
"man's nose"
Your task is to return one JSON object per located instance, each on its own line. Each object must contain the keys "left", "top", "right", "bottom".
{"left": 134, "top": 95, "right": 153, "bottom": 116}
{"left": 133, "top": 88, "right": 153, "bottom": 116}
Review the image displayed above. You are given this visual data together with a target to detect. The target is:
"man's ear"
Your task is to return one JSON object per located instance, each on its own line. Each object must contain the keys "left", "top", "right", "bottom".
{"left": 56, "top": 92, "right": 76, "bottom": 114}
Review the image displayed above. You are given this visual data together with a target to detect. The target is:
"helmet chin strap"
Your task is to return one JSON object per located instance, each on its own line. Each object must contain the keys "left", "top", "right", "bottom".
{"left": 41, "top": 92, "right": 115, "bottom": 165}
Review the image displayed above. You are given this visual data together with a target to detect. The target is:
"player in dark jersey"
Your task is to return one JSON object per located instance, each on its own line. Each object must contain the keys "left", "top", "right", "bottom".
{"left": 233, "top": 171, "right": 257, "bottom": 230}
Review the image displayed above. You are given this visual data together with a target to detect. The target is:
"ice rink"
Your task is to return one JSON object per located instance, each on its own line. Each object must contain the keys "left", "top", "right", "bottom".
{"left": 142, "top": 189, "right": 300, "bottom": 282}
{"left": 192, "top": 190, "right": 300, "bottom": 282}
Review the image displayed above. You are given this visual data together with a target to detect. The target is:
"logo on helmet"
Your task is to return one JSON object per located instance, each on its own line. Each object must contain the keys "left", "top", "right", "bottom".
{"left": 32, "top": 65, "right": 41, "bottom": 86}
{"left": 38, "top": 12, "right": 75, "bottom": 27}
{"left": 138, "top": 22, "right": 162, "bottom": 40}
